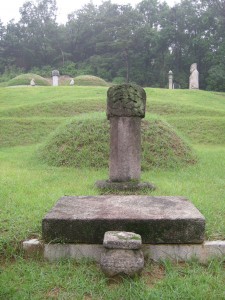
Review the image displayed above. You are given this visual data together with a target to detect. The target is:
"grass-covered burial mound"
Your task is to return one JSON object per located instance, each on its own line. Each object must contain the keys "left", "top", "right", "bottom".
{"left": 7, "top": 73, "right": 50, "bottom": 86}
{"left": 74, "top": 75, "right": 108, "bottom": 86}
{"left": 38, "top": 116, "right": 196, "bottom": 170}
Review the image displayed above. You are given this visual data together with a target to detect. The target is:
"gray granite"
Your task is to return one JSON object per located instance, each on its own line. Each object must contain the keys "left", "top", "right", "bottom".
{"left": 107, "top": 84, "right": 146, "bottom": 118}
{"left": 109, "top": 117, "right": 141, "bottom": 181}
{"left": 95, "top": 180, "right": 155, "bottom": 191}
{"left": 103, "top": 231, "right": 142, "bottom": 249}
{"left": 189, "top": 63, "right": 199, "bottom": 89}
{"left": 42, "top": 195, "right": 205, "bottom": 244}
{"left": 44, "top": 241, "right": 225, "bottom": 263}
{"left": 100, "top": 249, "right": 144, "bottom": 277}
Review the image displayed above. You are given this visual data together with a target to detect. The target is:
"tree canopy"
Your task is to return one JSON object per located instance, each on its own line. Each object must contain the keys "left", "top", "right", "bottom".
{"left": 0, "top": 0, "right": 225, "bottom": 90}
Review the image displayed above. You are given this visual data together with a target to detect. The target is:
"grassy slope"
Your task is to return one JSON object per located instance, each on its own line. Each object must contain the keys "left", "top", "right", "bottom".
{"left": 0, "top": 86, "right": 224, "bottom": 299}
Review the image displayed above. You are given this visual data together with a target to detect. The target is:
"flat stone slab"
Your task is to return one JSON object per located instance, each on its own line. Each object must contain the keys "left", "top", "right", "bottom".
{"left": 42, "top": 196, "right": 205, "bottom": 244}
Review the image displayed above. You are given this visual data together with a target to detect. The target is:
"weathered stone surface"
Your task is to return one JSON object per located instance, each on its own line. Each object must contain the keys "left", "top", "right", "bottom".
{"left": 23, "top": 239, "right": 43, "bottom": 257}
{"left": 107, "top": 84, "right": 146, "bottom": 118}
{"left": 143, "top": 241, "right": 225, "bottom": 263}
{"left": 52, "top": 70, "right": 60, "bottom": 76}
{"left": 44, "top": 244, "right": 104, "bottom": 262}
{"left": 109, "top": 117, "right": 141, "bottom": 181}
{"left": 95, "top": 180, "right": 155, "bottom": 191}
{"left": 70, "top": 79, "right": 74, "bottom": 86}
{"left": 100, "top": 249, "right": 144, "bottom": 277}
{"left": 96, "top": 83, "right": 155, "bottom": 189}
{"left": 42, "top": 196, "right": 205, "bottom": 244}
{"left": 52, "top": 70, "right": 59, "bottom": 86}
{"left": 168, "top": 70, "right": 173, "bottom": 89}
{"left": 103, "top": 231, "right": 142, "bottom": 249}
{"left": 189, "top": 63, "right": 199, "bottom": 89}
{"left": 44, "top": 241, "right": 225, "bottom": 263}
{"left": 30, "top": 78, "right": 35, "bottom": 86}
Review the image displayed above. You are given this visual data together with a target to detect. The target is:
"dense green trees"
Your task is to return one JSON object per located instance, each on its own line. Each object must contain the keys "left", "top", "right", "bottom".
{"left": 0, "top": 0, "right": 225, "bottom": 90}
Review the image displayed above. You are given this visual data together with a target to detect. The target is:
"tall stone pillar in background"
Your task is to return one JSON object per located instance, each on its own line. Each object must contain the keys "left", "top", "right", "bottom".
{"left": 168, "top": 70, "right": 173, "bottom": 89}
{"left": 189, "top": 63, "right": 199, "bottom": 89}
{"left": 52, "top": 70, "right": 60, "bottom": 86}
{"left": 96, "top": 83, "right": 155, "bottom": 190}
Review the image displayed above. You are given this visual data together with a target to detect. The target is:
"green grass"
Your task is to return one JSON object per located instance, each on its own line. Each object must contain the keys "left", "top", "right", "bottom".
{"left": 74, "top": 75, "right": 109, "bottom": 86}
{"left": 37, "top": 115, "right": 196, "bottom": 169}
{"left": 1, "top": 259, "right": 224, "bottom": 299}
{"left": 0, "top": 86, "right": 224, "bottom": 299}
{"left": 7, "top": 73, "right": 50, "bottom": 86}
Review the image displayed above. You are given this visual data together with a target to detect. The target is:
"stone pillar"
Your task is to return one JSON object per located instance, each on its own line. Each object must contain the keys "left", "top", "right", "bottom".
{"left": 107, "top": 84, "right": 146, "bottom": 182}
{"left": 96, "top": 83, "right": 155, "bottom": 191}
{"left": 168, "top": 70, "right": 173, "bottom": 89}
{"left": 52, "top": 70, "right": 60, "bottom": 86}
{"left": 189, "top": 63, "right": 199, "bottom": 89}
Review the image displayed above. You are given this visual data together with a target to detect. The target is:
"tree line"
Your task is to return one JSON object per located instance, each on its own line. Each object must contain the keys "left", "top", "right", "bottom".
{"left": 0, "top": 0, "right": 225, "bottom": 90}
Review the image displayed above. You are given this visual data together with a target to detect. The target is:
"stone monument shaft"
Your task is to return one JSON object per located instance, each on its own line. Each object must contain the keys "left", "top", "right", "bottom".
{"left": 107, "top": 84, "right": 146, "bottom": 182}
{"left": 52, "top": 70, "right": 60, "bottom": 86}
{"left": 109, "top": 117, "right": 141, "bottom": 181}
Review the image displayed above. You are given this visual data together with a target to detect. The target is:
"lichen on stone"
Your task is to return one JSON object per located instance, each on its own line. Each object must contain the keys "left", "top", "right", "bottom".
{"left": 107, "top": 84, "right": 146, "bottom": 118}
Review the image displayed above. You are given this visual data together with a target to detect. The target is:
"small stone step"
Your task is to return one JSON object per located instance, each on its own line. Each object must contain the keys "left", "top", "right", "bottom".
{"left": 103, "top": 231, "right": 142, "bottom": 249}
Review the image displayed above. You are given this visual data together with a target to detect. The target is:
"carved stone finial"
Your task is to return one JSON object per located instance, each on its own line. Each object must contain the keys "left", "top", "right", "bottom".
{"left": 107, "top": 84, "right": 146, "bottom": 119}
{"left": 52, "top": 70, "right": 60, "bottom": 77}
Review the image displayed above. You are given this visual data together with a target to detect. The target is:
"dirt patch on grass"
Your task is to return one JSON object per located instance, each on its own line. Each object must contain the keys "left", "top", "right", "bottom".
{"left": 143, "top": 262, "right": 166, "bottom": 288}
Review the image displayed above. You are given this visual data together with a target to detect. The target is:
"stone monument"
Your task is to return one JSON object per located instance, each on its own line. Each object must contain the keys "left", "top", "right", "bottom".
{"left": 41, "top": 84, "right": 206, "bottom": 264}
{"left": 168, "top": 70, "right": 173, "bottom": 89}
{"left": 96, "top": 83, "right": 155, "bottom": 190}
{"left": 30, "top": 78, "right": 35, "bottom": 86}
{"left": 52, "top": 70, "right": 60, "bottom": 86}
{"left": 70, "top": 79, "right": 75, "bottom": 86}
{"left": 189, "top": 63, "right": 199, "bottom": 89}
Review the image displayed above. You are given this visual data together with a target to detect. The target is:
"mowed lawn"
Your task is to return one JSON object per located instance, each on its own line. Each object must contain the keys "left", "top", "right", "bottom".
{"left": 0, "top": 86, "right": 224, "bottom": 299}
